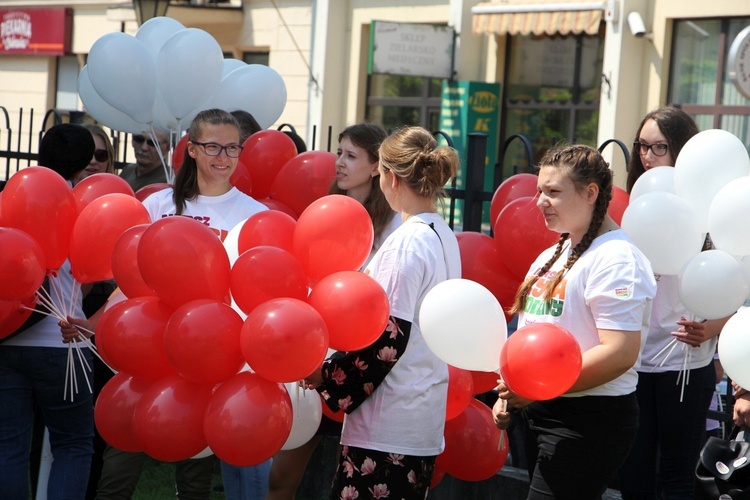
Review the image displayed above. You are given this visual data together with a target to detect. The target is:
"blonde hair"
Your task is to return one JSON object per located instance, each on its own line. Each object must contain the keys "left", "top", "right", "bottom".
{"left": 378, "top": 126, "right": 458, "bottom": 200}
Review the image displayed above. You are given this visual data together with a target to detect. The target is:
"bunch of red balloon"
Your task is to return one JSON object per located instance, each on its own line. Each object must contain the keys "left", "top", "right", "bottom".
{"left": 94, "top": 193, "right": 391, "bottom": 466}
{"left": 0, "top": 167, "right": 142, "bottom": 339}
{"left": 173, "top": 129, "right": 337, "bottom": 220}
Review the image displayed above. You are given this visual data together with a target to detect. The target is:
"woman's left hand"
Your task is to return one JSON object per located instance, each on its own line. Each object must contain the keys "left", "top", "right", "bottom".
{"left": 673, "top": 317, "right": 706, "bottom": 347}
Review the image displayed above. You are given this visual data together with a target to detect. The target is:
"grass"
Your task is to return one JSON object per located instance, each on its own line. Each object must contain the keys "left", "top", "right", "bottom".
{"left": 132, "top": 457, "right": 225, "bottom": 500}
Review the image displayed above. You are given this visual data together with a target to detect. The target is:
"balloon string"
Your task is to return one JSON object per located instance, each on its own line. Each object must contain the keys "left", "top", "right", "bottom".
{"left": 497, "top": 399, "right": 507, "bottom": 451}
{"left": 150, "top": 126, "right": 174, "bottom": 185}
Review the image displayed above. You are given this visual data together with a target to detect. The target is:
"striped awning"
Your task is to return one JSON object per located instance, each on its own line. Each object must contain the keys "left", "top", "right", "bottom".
{"left": 472, "top": 1, "right": 605, "bottom": 36}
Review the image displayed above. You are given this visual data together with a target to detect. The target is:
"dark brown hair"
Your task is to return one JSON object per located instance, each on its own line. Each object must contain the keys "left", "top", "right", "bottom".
{"left": 626, "top": 106, "right": 699, "bottom": 193}
{"left": 329, "top": 123, "right": 392, "bottom": 245}
{"left": 509, "top": 144, "right": 613, "bottom": 315}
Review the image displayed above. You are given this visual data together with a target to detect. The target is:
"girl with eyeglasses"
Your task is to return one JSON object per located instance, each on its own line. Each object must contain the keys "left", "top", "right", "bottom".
{"left": 74, "top": 109, "right": 270, "bottom": 500}
{"left": 618, "top": 106, "right": 732, "bottom": 499}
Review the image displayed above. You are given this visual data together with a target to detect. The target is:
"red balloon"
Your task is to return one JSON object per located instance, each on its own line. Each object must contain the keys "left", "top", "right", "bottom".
{"left": 0, "top": 294, "right": 36, "bottom": 340}
{"left": 134, "top": 183, "right": 171, "bottom": 202}
{"left": 72, "top": 173, "right": 135, "bottom": 213}
{"left": 440, "top": 399, "right": 509, "bottom": 481}
{"left": 609, "top": 185, "right": 629, "bottom": 226}
{"left": 500, "top": 322, "right": 582, "bottom": 400}
{"left": 96, "top": 296, "right": 176, "bottom": 380}
{"left": 133, "top": 375, "right": 214, "bottom": 462}
{"left": 446, "top": 365, "right": 474, "bottom": 421}
{"left": 229, "top": 159, "right": 254, "bottom": 198}
{"left": 70, "top": 193, "right": 151, "bottom": 283}
{"left": 238, "top": 210, "right": 297, "bottom": 254}
{"left": 257, "top": 198, "right": 298, "bottom": 219}
{"left": 138, "top": 216, "right": 231, "bottom": 309}
{"left": 165, "top": 299, "right": 245, "bottom": 385}
{"left": 204, "top": 371, "right": 293, "bottom": 466}
{"left": 470, "top": 370, "right": 500, "bottom": 395}
{"left": 0, "top": 191, "right": 5, "bottom": 226}
{"left": 111, "top": 224, "right": 155, "bottom": 299}
{"left": 269, "top": 151, "right": 337, "bottom": 218}
{"left": 308, "top": 271, "right": 389, "bottom": 351}
{"left": 292, "top": 195, "right": 374, "bottom": 282}
{"left": 0, "top": 228, "right": 46, "bottom": 300}
{"left": 320, "top": 397, "right": 344, "bottom": 423}
{"left": 430, "top": 464, "right": 446, "bottom": 489}
{"left": 457, "top": 231, "right": 522, "bottom": 311}
{"left": 493, "top": 196, "right": 558, "bottom": 279}
{"left": 240, "top": 298, "right": 328, "bottom": 383}
{"left": 230, "top": 247, "right": 308, "bottom": 316}
{"left": 235, "top": 130, "right": 298, "bottom": 199}
{"left": 490, "top": 173, "right": 538, "bottom": 226}
{"left": 2, "top": 166, "right": 77, "bottom": 271}
{"left": 172, "top": 135, "right": 189, "bottom": 175}
{"left": 94, "top": 373, "right": 153, "bottom": 452}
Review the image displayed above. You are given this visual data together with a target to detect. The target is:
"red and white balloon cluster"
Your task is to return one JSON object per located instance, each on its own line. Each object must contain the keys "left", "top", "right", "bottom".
{"left": 79, "top": 17, "right": 287, "bottom": 136}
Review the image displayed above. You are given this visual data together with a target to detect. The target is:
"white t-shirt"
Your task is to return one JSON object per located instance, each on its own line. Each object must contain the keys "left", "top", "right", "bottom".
{"left": 341, "top": 212, "right": 461, "bottom": 456}
{"left": 4, "top": 260, "right": 85, "bottom": 348}
{"left": 142, "top": 187, "right": 267, "bottom": 242}
{"left": 518, "top": 229, "right": 657, "bottom": 397}
{"left": 639, "top": 274, "right": 717, "bottom": 372}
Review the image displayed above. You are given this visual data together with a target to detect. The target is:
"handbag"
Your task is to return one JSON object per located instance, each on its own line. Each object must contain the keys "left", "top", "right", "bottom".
{"left": 695, "top": 426, "right": 750, "bottom": 499}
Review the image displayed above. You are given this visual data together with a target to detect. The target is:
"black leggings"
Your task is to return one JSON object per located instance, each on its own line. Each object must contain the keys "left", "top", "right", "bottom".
{"left": 522, "top": 393, "right": 639, "bottom": 500}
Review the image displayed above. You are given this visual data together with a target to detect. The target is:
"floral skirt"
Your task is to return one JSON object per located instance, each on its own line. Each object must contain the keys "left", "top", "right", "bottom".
{"left": 329, "top": 445, "right": 436, "bottom": 500}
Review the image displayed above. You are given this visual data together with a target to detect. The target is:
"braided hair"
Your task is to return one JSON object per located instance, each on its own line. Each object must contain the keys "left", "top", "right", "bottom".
{"left": 509, "top": 145, "right": 613, "bottom": 315}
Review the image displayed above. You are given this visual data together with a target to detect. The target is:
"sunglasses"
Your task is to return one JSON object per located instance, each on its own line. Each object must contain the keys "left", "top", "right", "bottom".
{"left": 133, "top": 135, "right": 158, "bottom": 148}
{"left": 93, "top": 149, "right": 109, "bottom": 162}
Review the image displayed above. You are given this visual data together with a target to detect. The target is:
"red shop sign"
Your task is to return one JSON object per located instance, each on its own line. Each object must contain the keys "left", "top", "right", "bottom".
{"left": 0, "top": 8, "right": 72, "bottom": 56}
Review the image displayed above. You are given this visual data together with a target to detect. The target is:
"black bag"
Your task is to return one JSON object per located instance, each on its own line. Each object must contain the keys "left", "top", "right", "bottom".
{"left": 695, "top": 427, "right": 750, "bottom": 499}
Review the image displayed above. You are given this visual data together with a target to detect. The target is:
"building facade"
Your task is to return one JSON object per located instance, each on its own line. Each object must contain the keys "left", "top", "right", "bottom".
{"left": 1, "top": 0, "right": 749, "bottom": 186}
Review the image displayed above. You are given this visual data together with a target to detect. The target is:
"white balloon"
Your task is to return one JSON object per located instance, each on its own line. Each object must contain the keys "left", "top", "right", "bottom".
{"left": 707, "top": 176, "right": 750, "bottom": 256}
{"left": 78, "top": 66, "right": 149, "bottom": 135}
{"left": 156, "top": 28, "right": 223, "bottom": 120}
{"left": 674, "top": 129, "right": 750, "bottom": 232}
{"left": 739, "top": 255, "right": 750, "bottom": 302}
{"left": 678, "top": 250, "right": 749, "bottom": 319}
{"left": 225, "top": 217, "right": 249, "bottom": 320}
{"left": 222, "top": 58, "right": 247, "bottom": 79}
{"left": 718, "top": 306, "right": 750, "bottom": 389}
{"left": 135, "top": 16, "right": 185, "bottom": 58}
{"left": 621, "top": 192, "right": 704, "bottom": 275}
{"left": 151, "top": 89, "right": 181, "bottom": 132}
{"left": 419, "top": 279, "right": 507, "bottom": 372}
{"left": 87, "top": 32, "right": 157, "bottom": 124}
{"left": 213, "top": 65, "right": 287, "bottom": 129}
{"left": 190, "top": 446, "right": 215, "bottom": 459}
{"left": 280, "top": 383, "right": 322, "bottom": 451}
{"left": 630, "top": 166, "right": 676, "bottom": 200}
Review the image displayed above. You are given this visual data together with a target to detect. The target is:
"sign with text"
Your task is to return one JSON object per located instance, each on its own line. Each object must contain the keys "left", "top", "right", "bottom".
{"left": 369, "top": 21, "right": 454, "bottom": 79}
{"left": 0, "top": 8, "right": 72, "bottom": 56}
{"left": 439, "top": 80, "right": 501, "bottom": 226}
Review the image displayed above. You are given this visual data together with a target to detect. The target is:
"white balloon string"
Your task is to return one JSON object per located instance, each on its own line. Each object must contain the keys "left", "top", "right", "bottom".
{"left": 497, "top": 399, "right": 507, "bottom": 451}
{"left": 73, "top": 341, "right": 93, "bottom": 394}
{"left": 64, "top": 344, "right": 71, "bottom": 401}
{"left": 149, "top": 126, "right": 173, "bottom": 185}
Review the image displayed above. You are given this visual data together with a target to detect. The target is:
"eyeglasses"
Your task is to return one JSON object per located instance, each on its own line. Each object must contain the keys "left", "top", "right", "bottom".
{"left": 93, "top": 149, "right": 109, "bottom": 162}
{"left": 634, "top": 141, "right": 669, "bottom": 157}
{"left": 132, "top": 135, "right": 158, "bottom": 148}
{"left": 191, "top": 141, "right": 243, "bottom": 158}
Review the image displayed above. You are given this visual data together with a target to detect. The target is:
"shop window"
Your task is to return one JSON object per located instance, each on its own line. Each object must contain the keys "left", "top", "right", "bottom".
{"left": 242, "top": 51, "right": 269, "bottom": 66}
{"left": 669, "top": 17, "right": 750, "bottom": 148}
{"left": 500, "top": 31, "right": 604, "bottom": 178}
{"left": 366, "top": 74, "right": 443, "bottom": 131}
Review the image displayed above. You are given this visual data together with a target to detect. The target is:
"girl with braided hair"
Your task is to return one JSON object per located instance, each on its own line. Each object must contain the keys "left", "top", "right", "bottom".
{"left": 492, "top": 144, "right": 657, "bottom": 499}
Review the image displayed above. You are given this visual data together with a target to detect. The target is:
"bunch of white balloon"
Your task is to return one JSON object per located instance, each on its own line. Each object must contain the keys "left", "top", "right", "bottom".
{"left": 78, "top": 17, "right": 287, "bottom": 137}
{"left": 620, "top": 129, "right": 750, "bottom": 388}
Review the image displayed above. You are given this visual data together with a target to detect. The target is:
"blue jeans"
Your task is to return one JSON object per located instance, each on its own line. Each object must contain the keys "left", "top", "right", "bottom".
{"left": 0, "top": 346, "right": 94, "bottom": 500}
{"left": 220, "top": 459, "right": 272, "bottom": 500}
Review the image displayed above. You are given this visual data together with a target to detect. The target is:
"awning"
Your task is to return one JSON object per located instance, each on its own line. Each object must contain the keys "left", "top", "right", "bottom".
{"left": 472, "top": 1, "right": 605, "bottom": 36}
